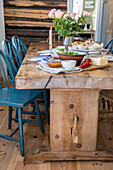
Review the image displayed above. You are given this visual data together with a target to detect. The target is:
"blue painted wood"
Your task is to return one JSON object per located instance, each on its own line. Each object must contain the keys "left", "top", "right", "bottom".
{"left": 43, "top": 89, "right": 50, "bottom": 125}
{"left": 104, "top": 38, "right": 113, "bottom": 54}
{"left": 18, "top": 108, "right": 24, "bottom": 156}
{"left": 0, "top": 49, "right": 46, "bottom": 156}
{"left": 12, "top": 36, "right": 28, "bottom": 60}
{"left": 2, "top": 39, "right": 50, "bottom": 124}
{"left": 2, "top": 39, "right": 22, "bottom": 71}
{"left": 12, "top": 118, "right": 40, "bottom": 124}
{"left": 0, "top": 134, "right": 19, "bottom": 142}
{"left": 10, "top": 126, "right": 19, "bottom": 137}
{"left": 8, "top": 106, "right": 12, "bottom": 129}
{"left": 34, "top": 99, "right": 44, "bottom": 134}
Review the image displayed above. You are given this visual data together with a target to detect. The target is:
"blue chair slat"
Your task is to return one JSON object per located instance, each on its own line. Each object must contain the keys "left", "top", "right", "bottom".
{"left": 12, "top": 36, "right": 28, "bottom": 61}
{"left": 104, "top": 38, "right": 113, "bottom": 54}
{"left": 2, "top": 40, "right": 22, "bottom": 69}
{"left": 0, "top": 49, "right": 45, "bottom": 156}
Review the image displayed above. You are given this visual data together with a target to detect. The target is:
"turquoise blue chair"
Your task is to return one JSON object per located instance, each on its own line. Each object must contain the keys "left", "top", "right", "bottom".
{"left": 104, "top": 38, "right": 113, "bottom": 54}
{"left": 2, "top": 39, "right": 22, "bottom": 70}
{"left": 0, "top": 49, "right": 45, "bottom": 156}
{"left": 2, "top": 39, "right": 50, "bottom": 125}
{"left": 12, "top": 35, "right": 28, "bottom": 61}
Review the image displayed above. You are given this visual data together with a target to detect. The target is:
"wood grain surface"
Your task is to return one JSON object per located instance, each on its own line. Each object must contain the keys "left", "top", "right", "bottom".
{"left": 1, "top": 104, "right": 113, "bottom": 169}
{"left": 16, "top": 42, "right": 113, "bottom": 90}
{"left": 50, "top": 89, "right": 99, "bottom": 151}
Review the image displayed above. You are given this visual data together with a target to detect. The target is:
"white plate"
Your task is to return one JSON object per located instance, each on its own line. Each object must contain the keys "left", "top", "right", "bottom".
{"left": 27, "top": 56, "right": 41, "bottom": 61}
{"left": 68, "top": 47, "right": 101, "bottom": 53}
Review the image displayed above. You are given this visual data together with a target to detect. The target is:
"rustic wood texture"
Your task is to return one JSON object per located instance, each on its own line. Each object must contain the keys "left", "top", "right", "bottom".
{"left": 105, "top": 0, "right": 113, "bottom": 44}
{"left": 50, "top": 89, "right": 99, "bottom": 151}
{"left": 83, "top": 64, "right": 110, "bottom": 71}
{"left": 1, "top": 80, "right": 113, "bottom": 168}
{"left": 3, "top": 0, "right": 67, "bottom": 47}
{"left": 1, "top": 103, "right": 113, "bottom": 167}
{"left": 16, "top": 42, "right": 113, "bottom": 90}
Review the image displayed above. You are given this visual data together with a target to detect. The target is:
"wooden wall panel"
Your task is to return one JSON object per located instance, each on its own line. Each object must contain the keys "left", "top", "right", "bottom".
{"left": 105, "top": 0, "right": 113, "bottom": 44}
{"left": 3, "top": 0, "right": 67, "bottom": 47}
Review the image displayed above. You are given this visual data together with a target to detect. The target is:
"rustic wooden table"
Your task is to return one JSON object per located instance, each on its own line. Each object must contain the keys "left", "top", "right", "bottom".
{"left": 16, "top": 42, "right": 113, "bottom": 163}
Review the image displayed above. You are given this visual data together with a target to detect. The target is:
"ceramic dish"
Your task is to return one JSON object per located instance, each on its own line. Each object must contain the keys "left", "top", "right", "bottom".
{"left": 47, "top": 60, "right": 62, "bottom": 68}
{"left": 27, "top": 56, "right": 41, "bottom": 62}
{"left": 57, "top": 51, "right": 86, "bottom": 66}
{"left": 61, "top": 60, "right": 77, "bottom": 70}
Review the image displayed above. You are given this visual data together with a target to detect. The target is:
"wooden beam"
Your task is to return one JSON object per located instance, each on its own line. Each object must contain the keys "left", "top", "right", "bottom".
{"left": 24, "top": 148, "right": 113, "bottom": 164}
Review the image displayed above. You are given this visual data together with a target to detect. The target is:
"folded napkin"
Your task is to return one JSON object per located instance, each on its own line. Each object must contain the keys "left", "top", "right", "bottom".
{"left": 36, "top": 63, "right": 82, "bottom": 74}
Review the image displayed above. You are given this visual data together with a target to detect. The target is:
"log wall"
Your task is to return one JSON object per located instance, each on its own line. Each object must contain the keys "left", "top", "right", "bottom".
{"left": 3, "top": 0, "right": 67, "bottom": 47}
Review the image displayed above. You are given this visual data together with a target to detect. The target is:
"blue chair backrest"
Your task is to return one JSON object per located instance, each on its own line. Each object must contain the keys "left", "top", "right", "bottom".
{"left": 2, "top": 39, "right": 22, "bottom": 72}
{"left": 0, "top": 49, "right": 16, "bottom": 88}
{"left": 104, "top": 38, "right": 113, "bottom": 54}
{"left": 12, "top": 36, "right": 28, "bottom": 60}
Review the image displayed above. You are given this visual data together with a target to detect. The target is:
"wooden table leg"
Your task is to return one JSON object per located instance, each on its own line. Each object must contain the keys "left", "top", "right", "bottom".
{"left": 24, "top": 88, "right": 113, "bottom": 163}
{"left": 50, "top": 89, "right": 100, "bottom": 151}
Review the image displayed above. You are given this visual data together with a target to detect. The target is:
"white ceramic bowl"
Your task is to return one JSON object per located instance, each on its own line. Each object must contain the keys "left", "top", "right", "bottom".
{"left": 61, "top": 60, "right": 77, "bottom": 70}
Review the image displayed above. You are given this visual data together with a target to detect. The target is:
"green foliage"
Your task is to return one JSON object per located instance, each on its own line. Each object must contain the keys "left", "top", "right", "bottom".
{"left": 77, "top": 14, "right": 87, "bottom": 26}
{"left": 52, "top": 16, "right": 84, "bottom": 37}
{"left": 60, "top": 51, "right": 79, "bottom": 55}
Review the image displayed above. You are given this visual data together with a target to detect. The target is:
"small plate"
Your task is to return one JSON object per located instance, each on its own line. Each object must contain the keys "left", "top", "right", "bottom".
{"left": 27, "top": 56, "right": 41, "bottom": 62}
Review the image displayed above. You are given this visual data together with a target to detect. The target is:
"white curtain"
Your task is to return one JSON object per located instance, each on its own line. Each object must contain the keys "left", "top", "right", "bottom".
{"left": 95, "top": 0, "right": 103, "bottom": 42}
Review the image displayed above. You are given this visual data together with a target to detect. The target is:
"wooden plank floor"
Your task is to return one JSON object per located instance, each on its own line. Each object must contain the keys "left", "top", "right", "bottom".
{"left": 0, "top": 102, "right": 113, "bottom": 169}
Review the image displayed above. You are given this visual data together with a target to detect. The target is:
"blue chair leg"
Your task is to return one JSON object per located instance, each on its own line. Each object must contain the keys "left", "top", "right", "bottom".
{"left": 8, "top": 106, "right": 12, "bottom": 129}
{"left": 34, "top": 99, "right": 44, "bottom": 134}
{"left": 15, "top": 108, "right": 18, "bottom": 122}
{"left": 43, "top": 89, "right": 50, "bottom": 125}
{"left": 32, "top": 105, "right": 35, "bottom": 112}
{"left": 18, "top": 107, "right": 24, "bottom": 156}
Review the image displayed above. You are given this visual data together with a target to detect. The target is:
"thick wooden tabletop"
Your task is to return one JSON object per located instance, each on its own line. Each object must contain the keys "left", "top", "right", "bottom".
{"left": 15, "top": 42, "right": 113, "bottom": 90}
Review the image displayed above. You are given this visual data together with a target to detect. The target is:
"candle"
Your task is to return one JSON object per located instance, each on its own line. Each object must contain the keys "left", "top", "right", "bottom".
{"left": 49, "top": 27, "right": 52, "bottom": 52}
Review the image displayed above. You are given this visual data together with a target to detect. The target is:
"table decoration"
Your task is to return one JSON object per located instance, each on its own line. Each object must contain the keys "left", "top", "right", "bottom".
{"left": 48, "top": 9, "right": 91, "bottom": 50}
{"left": 49, "top": 27, "right": 52, "bottom": 52}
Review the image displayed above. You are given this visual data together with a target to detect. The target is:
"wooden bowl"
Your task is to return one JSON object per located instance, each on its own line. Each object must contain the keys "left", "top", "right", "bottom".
{"left": 57, "top": 52, "right": 86, "bottom": 66}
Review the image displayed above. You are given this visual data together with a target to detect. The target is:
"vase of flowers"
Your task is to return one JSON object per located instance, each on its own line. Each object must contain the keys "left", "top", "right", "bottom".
{"left": 64, "top": 36, "right": 72, "bottom": 45}
{"left": 48, "top": 9, "right": 91, "bottom": 50}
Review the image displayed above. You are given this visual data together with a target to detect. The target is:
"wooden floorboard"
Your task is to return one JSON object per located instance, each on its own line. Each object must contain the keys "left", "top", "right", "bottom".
{"left": 0, "top": 103, "right": 113, "bottom": 169}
